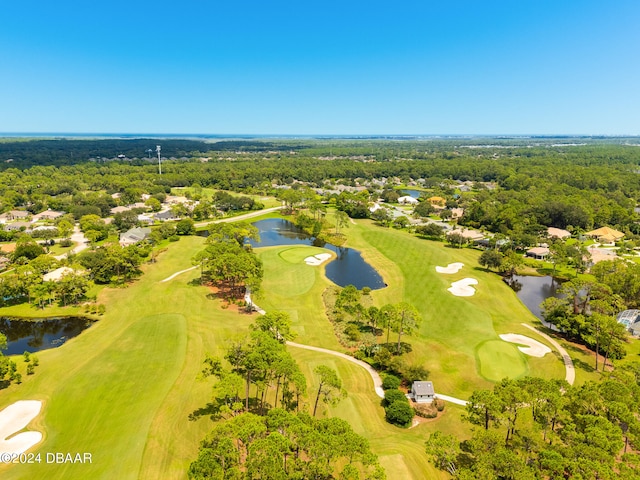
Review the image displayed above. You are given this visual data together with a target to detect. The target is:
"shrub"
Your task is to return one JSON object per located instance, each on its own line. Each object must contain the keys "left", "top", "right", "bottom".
{"left": 344, "top": 323, "right": 361, "bottom": 341}
{"left": 434, "top": 398, "right": 445, "bottom": 412}
{"left": 381, "top": 374, "right": 402, "bottom": 391}
{"left": 382, "top": 388, "right": 408, "bottom": 407}
{"left": 23, "top": 351, "right": 30, "bottom": 363}
{"left": 414, "top": 403, "right": 438, "bottom": 418}
{"left": 31, "top": 356, "right": 39, "bottom": 367}
{"left": 353, "top": 350, "right": 366, "bottom": 361}
{"left": 26, "top": 364, "right": 35, "bottom": 375}
{"left": 385, "top": 400, "right": 414, "bottom": 427}
{"left": 60, "top": 238, "right": 74, "bottom": 247}
{"left": 401, "top": 363, "right": 430, "bottom": 384}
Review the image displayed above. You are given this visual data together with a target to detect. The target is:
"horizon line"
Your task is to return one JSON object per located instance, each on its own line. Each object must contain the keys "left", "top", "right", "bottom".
{"left": 1, "top": 132, "right": 639, "bottom": 139}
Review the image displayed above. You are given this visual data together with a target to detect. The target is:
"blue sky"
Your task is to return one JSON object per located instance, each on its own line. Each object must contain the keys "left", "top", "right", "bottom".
{"left": 1, "top": 1, "right": 639, "bottom": 135}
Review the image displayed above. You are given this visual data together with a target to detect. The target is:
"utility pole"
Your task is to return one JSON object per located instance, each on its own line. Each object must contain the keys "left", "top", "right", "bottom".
{"left": 156, "top": 145, "right": 162, "bottom": 175}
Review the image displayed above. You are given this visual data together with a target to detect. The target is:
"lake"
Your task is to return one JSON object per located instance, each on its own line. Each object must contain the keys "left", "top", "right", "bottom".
{"left": 506, "top": 274, "right": 562, "bottom": 325}
{"left": 249, "top": 218, "right": 386, "bottom": 290}
{"left": 402, "top": 189, "right": 423, "bottom": 199}
{"left": 0, "top": 316, "right": 95, "bottom": 355}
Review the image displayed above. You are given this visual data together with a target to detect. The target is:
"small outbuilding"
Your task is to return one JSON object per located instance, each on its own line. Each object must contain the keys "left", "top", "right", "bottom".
{"left": 410, "top": 381, "right": 435, "bottom": 404}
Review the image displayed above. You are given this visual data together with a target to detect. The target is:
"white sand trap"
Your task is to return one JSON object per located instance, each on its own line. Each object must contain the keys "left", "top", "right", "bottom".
{"left": 447, "top": 278, "right": 478, "bottom": 297}
{"left": 0, "top": 400, "right": 43, "bottom": 455}
{"left": 436, "top": 262, "right": 464, "bottom": 274}
{"left": 304, "top": 253, "right": 332, "bottom": 266}
{"left": 499, "top": 334, "right": 552, "bottom": 358}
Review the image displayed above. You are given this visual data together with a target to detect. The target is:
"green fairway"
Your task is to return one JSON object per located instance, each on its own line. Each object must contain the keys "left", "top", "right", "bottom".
{"left": 0, "top": 217, "right": 583, "bottom": 480}
{"left": 0, "top": 236, "right": 255, "bottom": 480}
{"left": 476, "top": 340, "right": 529, "bottom": 381}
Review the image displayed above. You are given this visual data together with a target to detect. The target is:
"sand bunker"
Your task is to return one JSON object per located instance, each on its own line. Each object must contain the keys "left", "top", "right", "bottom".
{"left": 436, "top": 262, "right": 464, "bottom": 274}
{"left": 0, "top": 400, "right": 43, "bottom": 455}
{"left": 304, "top": 253, "right": 332, "bottom": 266}
{"left": 447, "top": 278, "right": 478, "bottom": 297}
{"left": 499, "top": 334, "right": 552, "bottom": 358}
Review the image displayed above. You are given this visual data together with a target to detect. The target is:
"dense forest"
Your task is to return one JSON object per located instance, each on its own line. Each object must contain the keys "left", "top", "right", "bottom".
{"left": 0, "top": 138, "right": 639, "bottom": 237}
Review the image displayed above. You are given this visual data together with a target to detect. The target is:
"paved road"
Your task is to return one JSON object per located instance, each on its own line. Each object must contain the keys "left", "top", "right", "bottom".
{"left": 53, "top": 225, "right": 89, "bottom": 260}
{"left": 521, "top": 323, "right": 575, "bottom": 385}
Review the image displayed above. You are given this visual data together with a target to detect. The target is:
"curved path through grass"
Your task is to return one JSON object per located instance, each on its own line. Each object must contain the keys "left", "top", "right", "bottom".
{"left": 521, "top": 323, "right": 575, "bottom": 385}
{"left": 160, "top": 265, "right": 198, "bottom": 283}
{"left": 286, "top": 341, "right": 469, "bottom": 405}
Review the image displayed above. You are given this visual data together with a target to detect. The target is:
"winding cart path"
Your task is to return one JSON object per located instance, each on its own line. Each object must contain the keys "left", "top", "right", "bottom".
{"left": 521, "top": 323, "right": 575, "bottom": 385}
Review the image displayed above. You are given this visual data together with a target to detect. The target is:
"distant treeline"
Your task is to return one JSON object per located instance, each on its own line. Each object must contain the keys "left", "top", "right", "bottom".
{"left": 0, "top": 139, "right": 213, "bottom": 168}
{"left": 1, "top": 136, "right": 638, "bottom": 169}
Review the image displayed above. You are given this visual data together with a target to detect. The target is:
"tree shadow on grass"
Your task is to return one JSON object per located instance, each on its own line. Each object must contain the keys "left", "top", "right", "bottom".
{"left": 188, "top": 402, "right": 223, "bottom": 422}
{"left": 380, "top": 342, "right": 413, "bottom": 355}
{"left": 572, "top": 357, "right": 596, "bottom": 374}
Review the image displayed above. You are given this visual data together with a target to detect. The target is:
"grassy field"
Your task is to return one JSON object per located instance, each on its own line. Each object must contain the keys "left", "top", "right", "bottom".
{"left": 0, "top": 215, "right": 599, "bottom": 479}
{"left": 0, "top": 236, "right": 257, "bottom": 479}
{"left": 171, "top": 187, "right": 282, "bottom": 208}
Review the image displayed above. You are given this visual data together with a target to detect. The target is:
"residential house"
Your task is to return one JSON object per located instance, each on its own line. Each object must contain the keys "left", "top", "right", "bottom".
{"left": 110, "top": 206, "right": 131, "bottom": 215}
{"left": 119, "top": 227, "right": 152, "bottom": 246}
{"left": 137, "top": 214, "right": 155, "bottom": 225}
{"left": 32, "top": 210, "right": 65, "bottom": 222}
{"left": 1, "top": 210, "right": 30, "bottom": 222}
{"left": 4, "top": 221, "right": 32, "bottom": 232}
{"left": 43, "top": 267, "right": 84, "bottom": 282}
{"left": 427, "top": 196, "right": 446, "bottom": 207}
{"left": 526, "top": 247, "right": 550, "bottom": 260}
{"left": 450, "top": 208, "right": 464, "bottom": 219}
{"left": 449, "top": 228, "right": 485, "bottom": 242}
{"left": 154, "top": 210, "right": 179, "bottom": 221}
{"left": 585, "top": 226, "right": 624, "bottom": 244}
{"left": 397, "top": 196, "right": 418, "bottom": 205}
{"left": 547, "top": 227, "right": 571, "bottom": 240}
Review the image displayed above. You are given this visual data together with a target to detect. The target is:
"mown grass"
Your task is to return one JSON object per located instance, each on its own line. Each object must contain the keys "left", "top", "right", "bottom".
{"left": 0, "top": 216, "right": 594, "bottom": 480}
{"left": 0, "top": 236, "right": 257, "bottom": 479}
{"left": 253, "top": 217, "right": 583, "bottom": 478}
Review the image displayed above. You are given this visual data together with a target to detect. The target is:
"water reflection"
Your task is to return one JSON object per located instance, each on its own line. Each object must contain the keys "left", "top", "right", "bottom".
{"left": 0, "top": 317, "right": 95, "bottom": 355}
{"left": 506, "top": 275, "right": 562, "bottom": 328}
{"left": 249, "top": 218, "right": 386, "bottom": 290}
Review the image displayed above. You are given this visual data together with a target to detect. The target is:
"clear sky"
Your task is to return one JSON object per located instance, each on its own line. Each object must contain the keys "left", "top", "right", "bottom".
{"left": 1, "top": 1, "right": 639, "bottom": 135}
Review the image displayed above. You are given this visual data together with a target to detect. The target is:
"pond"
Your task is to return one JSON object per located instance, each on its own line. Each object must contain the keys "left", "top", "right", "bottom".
{"left": 505, "top": 275, "right": 562, "bottom": 326}
{"left": 402, "top": 189, "right": 423, "bottom": 199}
{"left": 0, "top": 316, "right": 95, "bottom": 355}
{"left": 249, "top": 218, "right": 386, "bottom": 290}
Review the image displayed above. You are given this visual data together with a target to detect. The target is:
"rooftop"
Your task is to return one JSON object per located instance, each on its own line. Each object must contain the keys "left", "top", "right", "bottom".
{"left": 412, "top": 381, "right": 434, "bottom": 396}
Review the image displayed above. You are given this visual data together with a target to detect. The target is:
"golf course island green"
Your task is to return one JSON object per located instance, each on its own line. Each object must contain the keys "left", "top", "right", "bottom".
{"left": 0, "top": 217, "right": 572, "bottom": 479}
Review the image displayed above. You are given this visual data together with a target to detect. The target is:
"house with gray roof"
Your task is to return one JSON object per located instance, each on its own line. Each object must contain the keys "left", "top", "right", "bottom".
{"left": 410, "top": 381, "right": 435, "bottom": 403}
{"left": 119, "top": 227, "right": 152, "bottom": 246}
{"left": 154, "top": 210, "right": 179, "bottom": 221}
{"left": 4, "top": 221, "right": 32, "bottom": 232}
